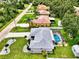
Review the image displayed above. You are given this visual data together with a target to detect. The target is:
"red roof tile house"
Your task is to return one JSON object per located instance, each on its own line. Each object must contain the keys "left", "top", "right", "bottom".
{"left": 29, "top": 4, "right": 51, "bottom": 27}
{"left": 37, "top": 4, "right": 48, "bottom": 11}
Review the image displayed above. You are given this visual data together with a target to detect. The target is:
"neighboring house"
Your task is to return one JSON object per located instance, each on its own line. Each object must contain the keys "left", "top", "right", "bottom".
{"left": 72, "top": 45, "right": 79, "bottom": 57}
{"left": 74, "top": 6, "right": 79, "bottom": 16}
{"left": 27, "top": 27, "right": 54, "bottom": 53}
{"left": 29, "top": 4, "right": 51, "bottom": 27}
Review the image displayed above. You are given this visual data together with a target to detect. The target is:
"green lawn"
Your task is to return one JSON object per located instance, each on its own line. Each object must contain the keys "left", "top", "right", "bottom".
{"left": 18, "top": 14, "right": 36, "bottom": 23}
{"left": 30, "top": 6, "right": 34, "bottom": 10}
{"left": 48, "top": 46, "right": 75, "bottom": 58}
{"left": 10, "top": 27, "right": 30, "bottom": 32}
{"left": 24, "top": 4, "right": 29, "bottom": 8}
{"left": 0, "top": 38, "right": 45, "bottom": 59}
{"left": 0, "top": 37, "right": 76, "bottom": 59}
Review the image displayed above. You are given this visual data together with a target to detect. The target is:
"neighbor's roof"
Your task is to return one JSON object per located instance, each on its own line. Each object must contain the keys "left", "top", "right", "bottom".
{"left": 37, "top": 4, "right": 48, "bottom": 10}
{"left": 38, "top": 10, "right": 50, "bottom": 14}
{"left": 29, "top": 28, "right": 54, "bottom": 49}
{"left": 32, "top": 15, "right": 51, "bottom": 24}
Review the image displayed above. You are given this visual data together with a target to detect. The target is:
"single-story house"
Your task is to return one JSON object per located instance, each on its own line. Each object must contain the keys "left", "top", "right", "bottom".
{"left": 28, "top": 27, "right": 54, "bottom": 53}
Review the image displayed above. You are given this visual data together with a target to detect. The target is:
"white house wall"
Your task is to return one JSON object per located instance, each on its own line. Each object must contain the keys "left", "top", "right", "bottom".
{"left": 30, "top": 48, "right": 52, "bottom": 53}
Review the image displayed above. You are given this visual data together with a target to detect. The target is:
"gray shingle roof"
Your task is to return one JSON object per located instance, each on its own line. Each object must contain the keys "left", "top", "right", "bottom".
{"left": 29, "top": 27, "right": 54, "bottom": 49}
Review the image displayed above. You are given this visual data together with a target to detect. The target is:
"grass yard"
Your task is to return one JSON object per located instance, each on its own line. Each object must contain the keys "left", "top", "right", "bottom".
{"left": 10, "top": 27, "right": 30, "bottom": 32}
{"left": 0, "top": 37, "right": 45, "bottom": 59}
{"left": 18, "top": 14, "right": 36, "bottom": 23}
{"left": 0, "top": 37, "right": 76, "bottom": 59}
{"left": 48, "top": 46, "right": 75, "bottom": 58}
{"left": 30, "top": 6, "right": 34, "bottom": 10}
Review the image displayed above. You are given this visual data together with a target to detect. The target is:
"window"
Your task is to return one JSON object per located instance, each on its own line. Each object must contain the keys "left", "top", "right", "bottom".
{"left": 31, "top": 36, "right": 35, "bottom": 40}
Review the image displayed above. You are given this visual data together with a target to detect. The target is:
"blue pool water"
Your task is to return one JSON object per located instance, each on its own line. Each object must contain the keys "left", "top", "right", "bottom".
{"left": 53, "top": 34, "right": 61, "bottom": 43}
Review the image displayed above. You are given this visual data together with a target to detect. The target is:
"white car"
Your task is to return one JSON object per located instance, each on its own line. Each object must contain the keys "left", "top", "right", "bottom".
{"left": 72, "top": 45, "right": 79, "bottom": 57}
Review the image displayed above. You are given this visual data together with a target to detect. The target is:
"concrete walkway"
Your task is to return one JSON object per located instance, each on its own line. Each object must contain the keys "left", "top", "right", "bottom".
{"left": 26, "top": 13, "right": 34, "bottom": 14}
{"left": 16, "top": 23, "right": 29, "bottom": 27}
{"left": 4, "top": 32, "right": 30, "bottom": 38}
{"left": 50, "top": 27, "right": 63, "bottom": 30}
{"left": 0, "top": 3, "right": 32, "bottom": 42}
{"left": 23, "top": 45, "right": 29, "bottom": 53}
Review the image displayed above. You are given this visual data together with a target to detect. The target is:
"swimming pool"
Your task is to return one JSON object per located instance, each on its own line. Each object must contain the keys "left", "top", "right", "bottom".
{"left": 53, "top": 34, "right": 61, "bottom": 43}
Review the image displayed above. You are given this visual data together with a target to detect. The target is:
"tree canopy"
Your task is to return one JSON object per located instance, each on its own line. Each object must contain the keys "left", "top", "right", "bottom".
{"left": 33, "top": 0, "right": 78, "bottom": 18}
{"left": 0, "top": 0, "right": 28, "bottom": 28}
{"left": 62, "top": 11, "right": 79, "bottom": 38}
{"left": 33, "top": 0, "right": 79, "bottom": 38}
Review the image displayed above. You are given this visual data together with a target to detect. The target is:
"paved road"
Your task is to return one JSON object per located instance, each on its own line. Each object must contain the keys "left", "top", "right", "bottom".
{"left": 0, "top": 3, "right": 32, "bottom": 42}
